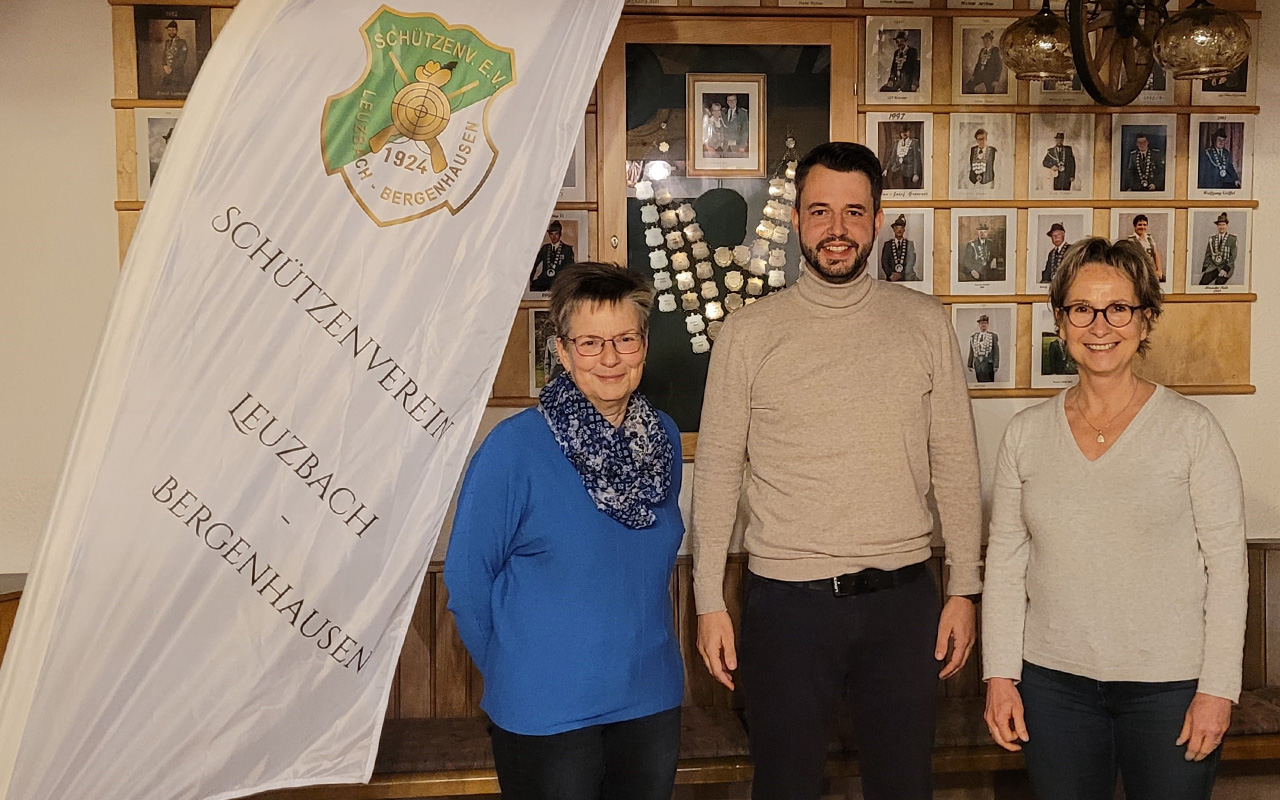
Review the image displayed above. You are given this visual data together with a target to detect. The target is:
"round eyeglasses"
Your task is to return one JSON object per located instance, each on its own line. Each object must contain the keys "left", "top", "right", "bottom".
{"left": 562, "top": 333, "right": 645, "bottom": 357}
{"left": 1063, "top": 303, "right": 1146, "bottom": 328}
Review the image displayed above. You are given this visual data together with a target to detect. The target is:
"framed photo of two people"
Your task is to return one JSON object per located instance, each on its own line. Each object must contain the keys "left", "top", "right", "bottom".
{"left": 686, "top": 74, "right": 767, "bottom": 178}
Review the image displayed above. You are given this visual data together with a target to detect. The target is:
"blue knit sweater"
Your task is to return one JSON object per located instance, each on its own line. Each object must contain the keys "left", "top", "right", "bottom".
{"left": 443, "top": 407, "right": 685, "bottom": 735}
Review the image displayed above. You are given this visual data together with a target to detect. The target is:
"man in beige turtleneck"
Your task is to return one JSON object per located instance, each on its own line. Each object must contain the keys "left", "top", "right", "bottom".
{"left": 692, "top": 142, "right": 983, "bottom": 800}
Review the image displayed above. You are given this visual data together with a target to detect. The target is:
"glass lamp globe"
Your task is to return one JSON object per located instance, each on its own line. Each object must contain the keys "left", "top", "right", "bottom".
{"left": 1155, "top": 0, "right": 1251, "bottom": 80}
{"left": 1000, "top": 0, "right": 1073, "bottom": 81}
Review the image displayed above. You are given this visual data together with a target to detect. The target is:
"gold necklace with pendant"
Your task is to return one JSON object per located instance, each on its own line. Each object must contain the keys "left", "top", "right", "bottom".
{"left": 1074, "top": 380, "right": 1141, "bottom": 444}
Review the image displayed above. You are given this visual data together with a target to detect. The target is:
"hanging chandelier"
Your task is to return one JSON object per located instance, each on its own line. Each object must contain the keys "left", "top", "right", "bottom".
{"left": 1000, "top": 0, "right": 1074, "bottom": 82}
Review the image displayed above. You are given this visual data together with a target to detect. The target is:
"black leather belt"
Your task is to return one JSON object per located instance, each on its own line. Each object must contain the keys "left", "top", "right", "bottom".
{"left": 762, "top": 561, "right": 927, "bottom": 597}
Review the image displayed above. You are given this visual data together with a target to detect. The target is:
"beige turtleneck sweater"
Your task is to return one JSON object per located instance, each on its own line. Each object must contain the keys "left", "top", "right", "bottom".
{"left": 691, "top": 268, "right": 983, "bottom": 614}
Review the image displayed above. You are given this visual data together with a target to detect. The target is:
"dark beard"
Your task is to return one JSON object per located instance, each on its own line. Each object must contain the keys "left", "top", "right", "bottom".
{"left": 799, "top": 236, "right": 873, "bottom": 284}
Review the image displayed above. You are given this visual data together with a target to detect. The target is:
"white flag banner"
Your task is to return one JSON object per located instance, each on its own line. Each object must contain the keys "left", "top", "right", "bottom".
{"left": 0, "top": 1, "right": 621, "bottom": 797}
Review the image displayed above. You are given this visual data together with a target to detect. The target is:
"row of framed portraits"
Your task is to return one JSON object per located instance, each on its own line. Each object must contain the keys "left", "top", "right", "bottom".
{"left": 952, "top": 303, "right": 1079, "bottom": 390}
{"left": 869, "top": 112, "right": 1254, "bottom": 201}
{"left": 130, "top": 107, "right": 594, "bottom": 204}
{"left": 864, "top": 15, "right": 1258, "bottom": 106}
{"left": 874, "top": 207, "right": 1252, "bottom": 296}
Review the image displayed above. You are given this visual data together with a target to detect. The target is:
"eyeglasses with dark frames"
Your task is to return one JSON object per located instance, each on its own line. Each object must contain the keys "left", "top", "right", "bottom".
{"left": 1062, "top": 302, "right": 1146, "bottom": 328}
{"left": 561, "top": 332, "right": 646, "bottom": 357}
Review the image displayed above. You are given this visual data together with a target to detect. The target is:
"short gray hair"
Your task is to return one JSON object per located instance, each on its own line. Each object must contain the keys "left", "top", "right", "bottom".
{"left": 548, "top": 262, "right": 654, "bottom": 338}
{"left": 1048, "top": 237, "right": 1163, "bottom": 354}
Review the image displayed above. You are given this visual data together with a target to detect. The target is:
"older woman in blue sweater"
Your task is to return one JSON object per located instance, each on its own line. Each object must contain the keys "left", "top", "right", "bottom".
{"left": 445, "top": 262, "right": 684, "bottom": 800}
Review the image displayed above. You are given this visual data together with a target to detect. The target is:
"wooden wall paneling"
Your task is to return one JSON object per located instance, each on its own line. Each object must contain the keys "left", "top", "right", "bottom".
{"left": 491, "top": 310, "right": 531, "bottom": 399}
{"left": 1012, "top": 114, "right": 1029, "bottom": 202}
{"left": 933, "top": 114, "right": 949, "bottom": 202}
{"left": 1172, "top": 207, "right": 1188, "bottom": 291}
{"left": 1137, "top": 303, "right": 1251, "bottom": 386}
{"left": 933, "top": 16, "right": 952, "bottom": 103}
{"left": 597, "top": 33, "right": 627, "bottom": 267}
{"left": 431, "top": 573, "right": 476, "bottom": 717}
{"left": 116, "top": 109, "right": 139, "bottom": 201}
{"left": 589, "top": 211, "right": 600, "bottom": 266}
{"left": 1014, "top": 208, "right": 1028, "bottom": 295}
{"left": 1268, "top": 550, "right": 1280, "bottom": 687}
{"left": 211, "top": 8, "right": 233, "bottom": 39}
{"left": 468, "top": 659, "right": 486, "bottom": 717}
{"left": 399, "top": 572, "right": 436, "bottom": 718}
{"left": 112, "top": 6, "right": 138, "bottom": 100}
{"left": 1015, "top": 302, "right": 1032, "bottom": 388}
{"left": 1244, "top": 548, "right": 1267, "bottom": 690}
{"left": 0, "top": 595, "right": 18, "bottom": 668}
{"left": 1092, "top": 113, "right": 1109, "bottom": 204}
{"left": 1174, "top": 113, "right": 1190, "bottom": 200}
{"left": 933, "top": 208, "right": 950, "bottom": 296}
{"left": 386, "top": 666, "right": 400, "bottom": 720}
{"left": 674, "top": 561, "right": 701, "bottom": 707}
{"left": 118, "top": 210, "right": 140, "bottom": 266}
{"left": 831, "top": 20, "right": 858, "bottom": 142}
{"left": 584, "top": 112, "right": 599, "bottom": 205}
{"left": 721, "top": 560, "right": 746, "bottom": 710}
{"left": 1093, "top": 207, "right": 1110, "bottom": 242}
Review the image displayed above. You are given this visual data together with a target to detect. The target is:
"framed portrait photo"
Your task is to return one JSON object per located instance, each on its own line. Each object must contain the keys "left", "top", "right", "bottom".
{"left": 134, "top": 6, "right": 212, "bottom": 101}
{"left": 686, "top": 74, "right": 766, "bottom": 177}
{"left": 949, "top": 113, "right": 1014, "bottom": 201}
{"left": 1188, "top": 114, "right": 1253, "bottom": 200}
{"left": 526, "top": 210, "right": 590, "bottom": 301}
{"left": 1029, "top": 114, "right": 1094, "bottom": 200}
{"left": 1027, "top": 209, "right": 1091, "bottom": 294}
{"left": 1193, "top": 20, "right": 1258, "bottom": 106}
{"left": 1030, "top": 303, "right": 1077, "bottom": 389}
{"left": 952, "top": 18, "right": 1014, "bottom": 104}
{"left": 1111, "top": 208, "right": 1171, "bottom": 287}
{"left": 1185, "top": 209, "right": 1251, "bottom": 295}
{"left": 872, "top": 209, "right": 934, "bottom": 294}
{"left": 558, "top": 117, "right": 588, "bottom": 203}
{"left": 952, "top": 304, "right": 1017, "bottom": 389}
{"left": 133, "top": 108, "right": 181, "bottom": 201}
{"left": 529, "top": 310, "right": 566, "bottom": 396}
{"left": 1111, "top": 114, "right": 1175, "bottom": 200}
{"left": 866, "top": 18, "right": 932, "bottom": 104}
{"left": 867, "top": 112, "right": 932, "bottom": 200}
{"left": 950, "top": 209, "right": 1016, "bottom": 295}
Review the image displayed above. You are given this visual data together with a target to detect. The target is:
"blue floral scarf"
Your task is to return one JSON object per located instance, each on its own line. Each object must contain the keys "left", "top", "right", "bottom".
{"left": 538, "top": 373, "right": 673, "bottom": 529}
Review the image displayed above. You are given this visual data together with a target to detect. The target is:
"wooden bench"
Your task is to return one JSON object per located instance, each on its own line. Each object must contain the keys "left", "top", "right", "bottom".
{"left": 246, "top": 544, "right": 1280, "bottom": 799}
{"left": 247, "top": 692, "right": 1280, "bottom": 799}
{"left": 7, "top": 548, "right": 1280, "bottom": 800}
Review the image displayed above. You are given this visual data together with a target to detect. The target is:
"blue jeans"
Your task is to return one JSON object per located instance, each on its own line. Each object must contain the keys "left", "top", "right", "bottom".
{"left": 1019, "top": 662, "right": 1220, "bottom": 800}
{"left": 488, "top": 706, "right": 681, "bottom": 800}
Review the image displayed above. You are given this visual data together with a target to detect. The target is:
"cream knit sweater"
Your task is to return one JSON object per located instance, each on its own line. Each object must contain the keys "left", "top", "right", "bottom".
{"left": 691, "top": 268, "right": 983, "bottom": 614}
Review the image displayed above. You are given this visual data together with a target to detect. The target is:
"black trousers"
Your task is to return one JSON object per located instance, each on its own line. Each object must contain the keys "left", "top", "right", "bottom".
{"left": 488, "top": 707, "right": 681, "bottom": 800}
{"left": 739, "top": 568, "right": 941, "bottom": 800}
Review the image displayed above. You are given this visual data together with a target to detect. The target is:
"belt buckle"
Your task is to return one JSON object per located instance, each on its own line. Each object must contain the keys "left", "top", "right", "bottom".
{"left": 831, "top": 573, "right": 860, "bottom": 597}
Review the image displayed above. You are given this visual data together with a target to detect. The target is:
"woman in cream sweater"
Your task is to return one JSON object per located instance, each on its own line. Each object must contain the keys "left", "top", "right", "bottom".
{"left": 982, "top": 237, "right": 1247, "bottom": 800}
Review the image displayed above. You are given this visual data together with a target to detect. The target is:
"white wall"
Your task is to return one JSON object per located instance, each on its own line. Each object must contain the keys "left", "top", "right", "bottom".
{"left": 0, "top": 2, "right": 1276, "bottom": 574}
{"left": 0, "top": 0, "right": 118, "bottom": 573}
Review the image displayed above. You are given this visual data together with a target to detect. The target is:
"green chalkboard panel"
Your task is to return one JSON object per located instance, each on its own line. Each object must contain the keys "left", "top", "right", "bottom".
{"left": 627, "top": 44, "right": 831, "bottom": 431}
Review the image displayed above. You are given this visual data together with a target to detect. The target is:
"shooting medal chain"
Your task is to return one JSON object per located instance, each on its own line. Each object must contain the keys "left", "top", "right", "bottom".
{"left": 891, "top": 238, "right": 908, "bottom": 274}
{"left": 1209, "top": 233, "right": 1229, "bottom": 266}
{"left": 1134, "top": 150, "right": 1155, "bottom": 188}
{"left": 1073, "top": 380, "right": 1141, "bottom": 444}
{"left": 1207, "top": 147, "right": 1230, "bottom": 179}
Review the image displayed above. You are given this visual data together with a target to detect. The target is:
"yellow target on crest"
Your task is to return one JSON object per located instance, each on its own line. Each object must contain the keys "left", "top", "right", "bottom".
{"left": 369, "top": 56, "right": 479, "bottom": 174}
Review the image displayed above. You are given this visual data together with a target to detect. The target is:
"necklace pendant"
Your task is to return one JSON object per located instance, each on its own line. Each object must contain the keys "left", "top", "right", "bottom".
{"left": 1096, "top": 432, "right": 1106, "bottom": 444}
